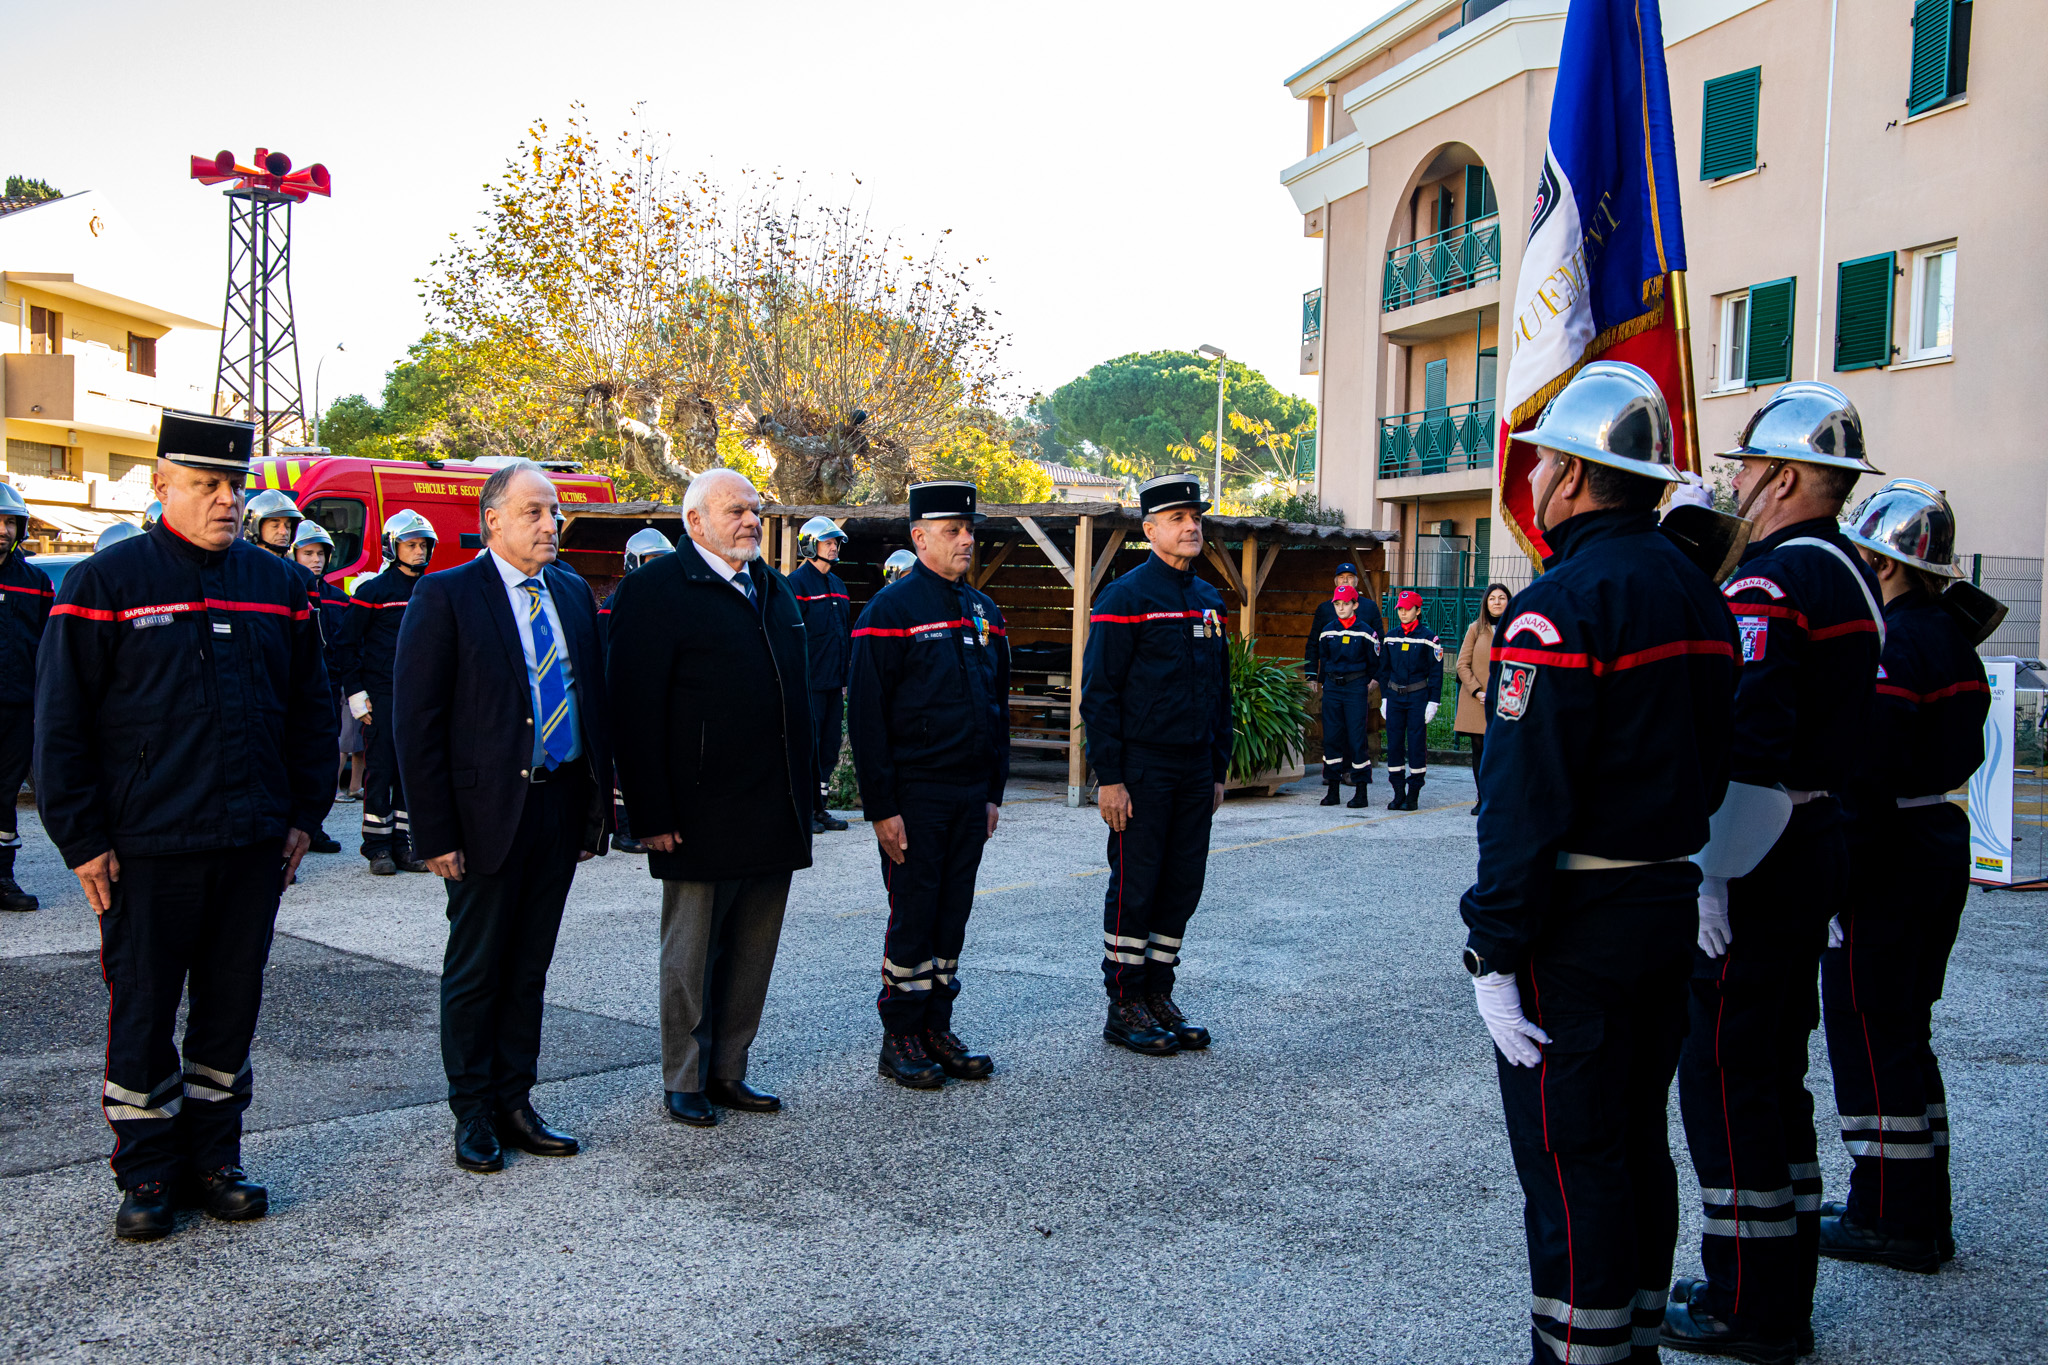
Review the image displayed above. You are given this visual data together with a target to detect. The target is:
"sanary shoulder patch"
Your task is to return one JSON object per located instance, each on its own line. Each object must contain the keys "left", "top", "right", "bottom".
{"left": 1496, "top": 660, "right": 1537, "bottom": 720}
{"left": 1503, "top": 611, "right": 1562, "bottom": 646}
{"left": 1725, "top": 575, "right": 1786, "bottom": 600}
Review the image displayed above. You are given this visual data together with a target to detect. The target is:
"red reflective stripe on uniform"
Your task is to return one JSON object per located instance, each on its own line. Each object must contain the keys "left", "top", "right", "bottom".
{"left": 853, "top": 618, "right": 968, "bottom": 638}
{"left": 1876, "top": 678, "right": 1988, "bottom": 704}
{"left": 204, "top": 598, "right": 294, "bottom": 616}
{"left": 1089, "top": 610, "right": 1203, "bottom": 624}
{"left": 0, "top": 582, "right": 53, "bottom": 598}
{"left": 793, "top": 593, "right": 849, "bottom": 601}
{"left": 1809, "top": 618, "right": 1878, "bottom": 641}
{"left": 1494, "top": 638, "right": 1735, "bottom": 674}
{"left": 50, "top": 603, "right": 118, "bottom": 621}
{"left": 988, "top": 625, "right": 1006, "bottom": 636}
{"left": 53, "top": 599, "right": 300, "bottom": 622}
{"left": 349, "top": 598, "right": 407, "bottom": 609}
{"left": 1730, "top": 601, "right": 1809, "bottom": 630}
{"left": 1492, "top": 645, "right": 1593, "bottom": 669}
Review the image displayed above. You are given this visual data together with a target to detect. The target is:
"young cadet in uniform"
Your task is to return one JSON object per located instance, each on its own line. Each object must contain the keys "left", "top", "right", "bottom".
{"left": 599, "top": 527, "right": 673, "bottom": 854}
{"left": 34, "top": 410, "right": 334, "bottom": 1241}
{"left": 1315, "top": 584, "right": 1380, "bottom": 808}
{"left": 1304, "top": 562, "right": 1382, "bottom": 789}
{"left": 789, "top": 515, "right": 853, "bottom": 834}
{"left": 1459, "top": 364, "right": 1739, "bottom": 1365}
{"left": 1378, "top": 590, "right": 1443, "bottom": 810}
{"left": 242, "top": 489, "right": 303, "bottom": 558}
{"left": 847, "top": 482, "right": 1009, "bottom": 1089}
{"left": 0, "top": 483, "right": 53, "bottom": 912}
{"left": 1667, "top": 383, "right": 1885, "bottom": 1364}
{"left": 1081, "top": 472, "right": 1231, "bottom": 1056}
{"left": 1817, "top": 481, "right": 1988, "bottom": 1275}
{"left": 282, "top": 520, "right": 347, "bottom": 855}
{"left": 338, "top": 511, "right": 436, "bottom": 874}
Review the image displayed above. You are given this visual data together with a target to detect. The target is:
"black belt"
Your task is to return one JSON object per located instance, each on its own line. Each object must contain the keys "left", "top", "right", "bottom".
{"left": 1388, "top": 680, "right": 1431, "bottom": 694}
{"left": 1326, "top": 671, "right": 1372, "bottom": 685}
{"left": 527, "top": 761, "right": 565, "bottom": 785}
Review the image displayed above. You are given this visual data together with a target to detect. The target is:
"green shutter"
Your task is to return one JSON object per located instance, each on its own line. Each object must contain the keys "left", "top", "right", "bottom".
{"left": 1701, "top": 67, "right": 1762, "bottom": 180}
{"left": 1463, "top": 165, "right": 1497, "bottom": 221}
{"left": 1745, "top": 277, "right": 1795, "bottom": 385}
{"left": 1908, "top": 0, "right": 1955, "bottom": 115}
{"left": 1297, "top": 433, "right": 1316, "bottom": 475}
{"left": 1834, "top": 253, "right": 1895, "bottom": 371}
{"left": 1424, "top": 359, "right": 1449, "bottom": 413}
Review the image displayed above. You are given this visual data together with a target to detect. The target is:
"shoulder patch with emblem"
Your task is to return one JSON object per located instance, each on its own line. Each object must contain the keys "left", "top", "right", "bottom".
{"left": 1496, "top": 660, "right": 1537, "bottom": 720}
{"left": 1738, "top": 615, "right": 1768, "bottom": 662}
{"left": 1504, "top": 611, "right": 1562, "bottom": 645}
{"left": 1725, "top": 575, "right": 1786, "bottom": 600}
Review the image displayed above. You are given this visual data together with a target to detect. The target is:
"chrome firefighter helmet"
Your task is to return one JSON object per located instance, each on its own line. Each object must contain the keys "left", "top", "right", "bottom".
{"left": 1842, "top": 478, "right": 1961, "bottom": 577}
{"left": 623, "top": 527, "right": 674, "bottom": 572}
{"left": 882, "top": 549, "right": 917, "bottom": 584}
{"left": 242, "top": 488, "right": 304, "bottom": 547}
{"left": 1718, "top": 381, "right": 1883, "bottom": 475}
{"left": 142, "top": 500, "right": 163, "bottom": 530}
{"left": 798, "top": 516, "right": 847, "bottom": 560}
{"left": 95, "top": 521, "right": 145, "bottom": 553}
{"left": 291, "top": 519, "right": 336, "bottom": 563}
{"left": 0, "top": 482, "right": 29, "bottom": 538}
{"left": 381, "top": 509, "right": 438, "bottom": 565}
{"left": 1525, "top": 361, "right": 1681, "bottom": 483}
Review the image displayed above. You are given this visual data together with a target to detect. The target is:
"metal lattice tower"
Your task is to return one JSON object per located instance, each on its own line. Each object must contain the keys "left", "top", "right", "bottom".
{"left": 214, "top": 188, "right": 304, "bottom": 458}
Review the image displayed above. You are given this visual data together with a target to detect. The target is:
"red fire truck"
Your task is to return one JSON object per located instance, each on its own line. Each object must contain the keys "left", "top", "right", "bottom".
{"left": 245, "top": 453, "right": 617, "bottom": 589}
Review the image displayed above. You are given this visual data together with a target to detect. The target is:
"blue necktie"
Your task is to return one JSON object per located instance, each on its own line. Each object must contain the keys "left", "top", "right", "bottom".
{"left": 736, "top": 567, "right": 760, "bottom": 612}
{"left": 520, "top": 578, "right": 574, "bottom": 768}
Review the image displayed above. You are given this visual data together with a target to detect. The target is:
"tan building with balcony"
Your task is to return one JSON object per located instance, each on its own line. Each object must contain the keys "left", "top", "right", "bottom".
{"left": 1282, "top": 0, "right": 2047, "bottom": 648}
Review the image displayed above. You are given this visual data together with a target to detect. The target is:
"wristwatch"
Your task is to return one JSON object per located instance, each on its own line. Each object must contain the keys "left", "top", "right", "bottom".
{"left": 1462, "top": 947, "right": 1494, "bottom": 977}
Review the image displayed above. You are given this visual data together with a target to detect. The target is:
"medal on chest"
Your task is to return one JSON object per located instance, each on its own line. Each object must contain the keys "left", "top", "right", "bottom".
{"left": 971, "top": 601, "right": 990, "bottom": 648}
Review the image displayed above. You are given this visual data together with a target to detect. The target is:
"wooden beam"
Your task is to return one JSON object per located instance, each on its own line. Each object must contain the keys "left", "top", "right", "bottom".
{"left": 1254, "top": 542, "right": 1282, "bottom": 596}
{"left": 1018, "top": 516, "right": 1074, "bottom": 586}
{"left": 1091, "top": 529, "right": 1125, "bottom": 588}
{"left": 1202, "top": 540, "right": 1246, "bottom": 599}
{"left": 1068, "top": 514, "right": 1093, "bottom": 807}
{"left": 1239, "top": 534, "right": 1257, "bottom": 639}
{"left": 972, "top": 538, "right": 1017, "bottom": 591}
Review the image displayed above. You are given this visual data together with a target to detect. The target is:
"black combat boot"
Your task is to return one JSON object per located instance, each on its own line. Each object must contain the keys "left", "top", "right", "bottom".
{"left": 191, "top": 1166, "right": 269, "bottom": 1222}
{"left": 1818, "top": 1207, "right": 1941, "bottom": 1274}
{"left": 1103, "top": 999, "right": 1179, "bottom": 1056}
{"left": 115, "top": 1181, "right": 176, "bottom": 1241}
{"left": 1403, "top": 779, "right": 1425, "bottom": 811}
{"left": 0, "top": 875, "right": 37, "bottom": 912}
{"left": 879, "top": 1032, "right": 947, "bottom": 1089}
{"left": 1146, "top": 993, "right": 1210, "bottom": 1049}
{"left": 369, "top": 856, "right": 398, "bottom": 876}
{"left": 924, "top": 1028, "right": 994, "bottom": 1079}
{"left": 307, "top": 828, "right": 342, "bottom": 854}
{"left": 1346, "top": 781, "right": 1371, "bottom": 809}
{"left": 1320, "top": 780, "right": 1343, "bottom": 806}
{"left": 1820, "top": 1199, "right": 1953, "bottom": 1263}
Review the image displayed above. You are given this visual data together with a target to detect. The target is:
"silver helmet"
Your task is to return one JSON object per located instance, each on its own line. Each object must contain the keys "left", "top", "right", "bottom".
{"left": 798, "top": 515, "right": 847, "bottom": 560}
{"left": 1718, "top": 381, "right": 1883, "bottom": 474}
{"left": 96, "top": 521, "right": 145, "bottom": 553}
{"left": 142, "top": 500, "right": 163, "bottom": 530}
{"left": 242, "top": 488, "right": 304, "bottom": 547}
{"left": 381, "top": 509, "right": 438, "bottom": 565}
{"left": 1841, "top": 478, "right": 1961, "bottom": 577}
{"left": 882, "top": 549, "right": 917, "bottom": 584}
{"left": 1524, "top": 361, "right": 1682, "bottom": 484}
{"left": 291, "top": 519, "right": 336, "bottom": 561}
{"left": 623, "top": 527, "right": 674, "bottom": 572}
{"left": 0, "top": 481, "right": 29, "bottom": 533}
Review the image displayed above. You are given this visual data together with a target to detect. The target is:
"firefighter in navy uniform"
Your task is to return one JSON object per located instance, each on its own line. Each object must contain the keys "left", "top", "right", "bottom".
{"left": 337, "top": 510, "right": 436, "bottom": 874}
{"left": 1666, "top": 383, "right": 1886, "bottom": 1364}
{"left": 1816, "top": 480, "right": 1988, "bottom": 1275}
{"left": 1379, "top": 590, "right": 1443, "bottom": 810}
{"left": 278, "top": 519, "right": 348, "bottom": 855}
{"left": 789, "top": 515, "right": 853, "bottom": 834}
{"left": 1315, "top": 584, "right": 1380, "bottom": 808}
{"left": 243, "top": 489, "right": 303, "bottom": 558}
{"left": 1460, "top": 364, "right": 1739, "bottom": 1365}
{"left": 1306, "top": 562, "right": 1384, "bottom": 790}
{"left": 0, "top": 483, "right": 53, "bottom": 912}
{"left": 847, "top": 482, "right": 1009, "bottom": 1089}
{"left": 1081, "top": 472, "right": 1231, "bottom": 1057}
{"left": 33, "top": 410, "right": 334, "bottom": 1241}
{"left": 599, "top": 527, "right": 673, "bottom": 853}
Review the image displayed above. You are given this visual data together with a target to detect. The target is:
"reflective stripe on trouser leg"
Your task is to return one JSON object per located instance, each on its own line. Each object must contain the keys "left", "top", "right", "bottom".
{"left": 1101, "top": 756, "right": 1213, "bottom": 1000}
{"left": 879, "top": 790, "right": 986, "bottom": 1033}
{"left": 359, "top": 696, "right": 403, "bottom": 858}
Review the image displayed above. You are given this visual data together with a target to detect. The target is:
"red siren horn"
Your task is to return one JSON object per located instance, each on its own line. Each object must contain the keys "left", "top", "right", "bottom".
{"left": 306, "top": 163, "right": 330, "bottom": 193}
{"left": 263, "top": 150, "right": 292, "bottom": 177}
{"left": 213, "top": 150, "right": 237, "bottom": 175}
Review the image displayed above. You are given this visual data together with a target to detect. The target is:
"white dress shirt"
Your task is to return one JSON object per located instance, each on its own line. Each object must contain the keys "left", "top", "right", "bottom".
{"left": 693, "top": 539, "right": 759, "bottom": 603}
{"left": 487, "top": 549, "right": 582, "bottom": 765}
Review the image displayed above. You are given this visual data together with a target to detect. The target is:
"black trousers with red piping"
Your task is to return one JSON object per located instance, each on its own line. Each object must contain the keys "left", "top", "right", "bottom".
{"left": 1498, "top": 863, "right": 1696, "bottom": 1365}
{"left": 1100, "top": 746, "right": 1214, "bottom": 1002}
{"left": 98, "top": 842, "right": 284, "bottom": 1190}
{"left": 1677, "top": 800, "right": 1844, "bottom": 1339}
{"left": 0, "top": 703, "right": 29, "bottom": 877}
{"left": 1821, "top": 803, "right": 1966, "bottom": 1239}
{"left": 876, "top": 783, "right": 988, "bottom": 1035}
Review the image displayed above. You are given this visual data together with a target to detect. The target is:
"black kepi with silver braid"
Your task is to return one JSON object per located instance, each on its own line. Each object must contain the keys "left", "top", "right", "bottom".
{"left": 156, "top": 408, "right": 254, "bottom": 480}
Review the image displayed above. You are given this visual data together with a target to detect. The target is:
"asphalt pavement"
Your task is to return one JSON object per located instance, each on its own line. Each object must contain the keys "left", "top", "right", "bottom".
{"left": 1, "top": 765, "right": 2041, "bottom": 1363}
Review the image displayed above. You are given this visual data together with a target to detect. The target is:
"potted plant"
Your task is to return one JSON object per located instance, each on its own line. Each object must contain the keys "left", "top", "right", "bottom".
{"left": 1226, "top": 634, "right": 1310, "bottom": 795}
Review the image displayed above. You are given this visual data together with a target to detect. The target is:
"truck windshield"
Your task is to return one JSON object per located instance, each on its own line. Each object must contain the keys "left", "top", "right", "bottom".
{"left": 302, "top": 496, "right": 366, "bottom": 572}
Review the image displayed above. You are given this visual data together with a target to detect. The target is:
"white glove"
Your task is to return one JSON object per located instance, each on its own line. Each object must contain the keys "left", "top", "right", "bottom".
{"left": 1474, "top": 971, "right": 1551, "bottom": 1067}
{"left": 1828, "top": 915, "right": 1844, "bottom": 949}
{"left": 1380, "top": 699, "right": 1389, "bottom": 720}
{"left": 1425, "top": 701, "right": 1440, "bottom": 722}
{"left": 348, "top": 691, "right": 372, "bottom": 720}
{"left": 1698, "top": 875, "right": 1733, "bottom": 957}
{"left": 1669, "top": 470, "right": 1713, "bottom": 510}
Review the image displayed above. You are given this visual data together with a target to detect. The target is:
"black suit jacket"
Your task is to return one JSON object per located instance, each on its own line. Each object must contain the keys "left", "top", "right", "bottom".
{"left": 394, "top": 552, "right": 612, "bottom": 876}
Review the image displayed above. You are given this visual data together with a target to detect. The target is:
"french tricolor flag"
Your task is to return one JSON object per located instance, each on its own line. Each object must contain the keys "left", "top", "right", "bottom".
{"left": 1500, "top": 0, "right": 1696, "bottom": 564}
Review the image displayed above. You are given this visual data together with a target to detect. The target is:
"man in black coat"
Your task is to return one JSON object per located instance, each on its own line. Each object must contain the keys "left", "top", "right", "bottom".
{"left": 0, "top": 483, "right": 53, "bottom": 912}
{"left": 394, "top": 461, "right": 612, "bottom": 1175}
{"left": 788, "top": 515, "right": 853, "bottom": 834}
{"left": 605, "top": 468, "right": 813, "bottom": 1129}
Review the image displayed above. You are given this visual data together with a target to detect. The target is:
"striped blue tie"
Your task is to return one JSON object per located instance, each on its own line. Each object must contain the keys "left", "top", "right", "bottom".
{"left": 520, "top": 578, "right": 573, "bottom": 768}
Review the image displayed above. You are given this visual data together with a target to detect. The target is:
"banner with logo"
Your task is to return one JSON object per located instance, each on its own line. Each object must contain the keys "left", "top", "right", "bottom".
{"left": 1967, "top": 660, "right": 2016, "bottom": 885}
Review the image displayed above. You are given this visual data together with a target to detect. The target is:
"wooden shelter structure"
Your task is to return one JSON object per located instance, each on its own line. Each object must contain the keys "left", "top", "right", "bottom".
{"left": 559, "top": 500, "right": 1398, "bottom": 805}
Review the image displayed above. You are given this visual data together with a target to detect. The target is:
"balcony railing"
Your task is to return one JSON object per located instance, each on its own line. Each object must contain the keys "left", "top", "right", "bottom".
{"left": 1378, "top": 401, "right": 1496, "bottom": 478}
{"left": 1382, "top": 214, "right": 1503, "bottom": 311}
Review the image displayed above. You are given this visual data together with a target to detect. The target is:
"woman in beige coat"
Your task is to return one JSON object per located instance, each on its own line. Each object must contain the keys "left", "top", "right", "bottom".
{"left": 1455, "top": 584, "right": 1511, "bottom": 815}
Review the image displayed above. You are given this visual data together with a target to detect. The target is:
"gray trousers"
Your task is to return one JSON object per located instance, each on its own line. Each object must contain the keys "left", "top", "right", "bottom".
{"left": 660, "top": 873, "right": 791, "bottom": 1093}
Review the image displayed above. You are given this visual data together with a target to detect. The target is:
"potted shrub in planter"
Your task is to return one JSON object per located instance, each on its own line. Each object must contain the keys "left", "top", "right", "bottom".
{"left": 1226, "top": 634, "right": 1310, "bottom": 796}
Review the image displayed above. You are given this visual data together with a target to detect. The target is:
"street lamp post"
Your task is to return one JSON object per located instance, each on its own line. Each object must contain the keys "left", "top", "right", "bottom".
{"left": 311, "top": 341, "right": 345, "bottom": 447}
{"left": 1197, "top": 343, "right": 1227, "bottom": 505}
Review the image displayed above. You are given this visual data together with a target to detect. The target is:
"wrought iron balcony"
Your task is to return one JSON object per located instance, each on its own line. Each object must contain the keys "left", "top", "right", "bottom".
{"left": 1382, "top": 215, "right": 1503, "bottom": 311}
{"left": 1378, "top": 401, "right": 1496, "bottom": 479}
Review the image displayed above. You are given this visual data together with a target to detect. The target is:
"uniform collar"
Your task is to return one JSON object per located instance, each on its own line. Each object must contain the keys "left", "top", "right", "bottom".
{"left": 1143, "top": 550, "right": 1196, "bottom": 585}
{"left": 1539, "top": 508, "right": 1656, "bottom": 569}
{"left": 1885, "top": 586, "right": 1937, "bottom": 618}
{"left": 149, "top": 517, "right": 230, "bottom": 568}
{"left": 1748, "top": 516, "right": 1844, "bottom": 559}
{"left": 910, "top": 559, "right": 967, "bottom": 592}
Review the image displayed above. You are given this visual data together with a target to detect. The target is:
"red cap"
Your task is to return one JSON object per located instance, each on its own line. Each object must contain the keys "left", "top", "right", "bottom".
{"left": 1396, "top": 590, "right": 1423, "bottom": 610}
{"left": 1333, "top": 585, "right": 1359, "bottom": 602}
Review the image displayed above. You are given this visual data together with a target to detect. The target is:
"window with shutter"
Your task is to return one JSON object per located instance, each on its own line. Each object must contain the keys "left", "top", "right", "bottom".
{"left": 1744, "top": 277, "right": 1795, "bottom": 385}
{"left": 1834, "top": 253, "right": 1896, "bottom": 372}
{"left": 1908, "top": 0, "right": 1971, "bottom": 116}
{"left": 1424, "top": 359, "right": 1449, "bottom": 413}
{"left": 1462, "top": 165, "right": 1497, "bottom": 221}
{"left": 1701, "top": 67, "right": 1761, "bottom": 180}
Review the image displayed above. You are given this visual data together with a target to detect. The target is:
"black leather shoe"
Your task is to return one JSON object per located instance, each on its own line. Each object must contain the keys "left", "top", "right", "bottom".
{"left": 1104, "top": 1000, "right": 1180, "bottom": 1056}
{"left": 612, "top": 835, "right": 647, "bottom": 854}
{"left": 115, "top": 1181, "right": 175, "bottom": 1241}
{"left": 369, "top": 856, "right": 398, "bottom": 876}
{"left": 397, "top": 856, "right": 431, "bottom": 874}
{"left": 1320, "top": 783, "right": 1343, "bottom": 806}
{"left": 811, "top": 814, "right": 829, "bottom": 834}
{"left": 665, "top": 1090, "right": 717, "bottom": 1126}
{"left": 1819, "top": 1208, "right": 1940, "bottom": 1273}
{"left": 1819, "top": 1199, "right": 1953, "bottom": 1263}
{"left": 1662, "top": 1277, "right": 1797, "bottom": 1364}
{"left": 924, "top": 1029, "right": 994, "bottom": 1079}
{"left": 495, "top": 1104, "right": 579, "bottom": 1156}
{"left": 819, "top": 813, "right": 849, "bottom": 831}
{"left": 1346, "top": 787, "right": 1371, "bottom": 809}
{"left": 308, "top": 829, "right": 342, "bottom": 854}
{"left": 1146, "top": 994, "right": 1210, "bottom": 1049}
{"left": 194, "top": 1165, "right": 268, "bottom": 1221}
{"left": 454, "top": 1115, "right": 504, "bottom": 1172}
{"left": 879, "top": 1032, "right": 947, "bottom": 1089}
{"left": 705, "top": 1078, "right": 782, "bottom": 1111}
{"left": 0, "top": 875, "right": 38, "bottom": 912}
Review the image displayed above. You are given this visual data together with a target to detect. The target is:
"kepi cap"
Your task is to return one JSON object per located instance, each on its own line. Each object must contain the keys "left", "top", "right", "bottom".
{"left": 907, "top": 480, "right": 984, "bottom": 523}
{"left": 157, "top": 409, "right": 254, "bottom": 479}
{"left": 1138, "top": 472, "right": 1210, "bottom": 517}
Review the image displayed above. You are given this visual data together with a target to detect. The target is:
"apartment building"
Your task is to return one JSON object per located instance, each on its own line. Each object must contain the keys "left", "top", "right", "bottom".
{"left": 1281, "top": 0, "right": 2046, "bottom": 647}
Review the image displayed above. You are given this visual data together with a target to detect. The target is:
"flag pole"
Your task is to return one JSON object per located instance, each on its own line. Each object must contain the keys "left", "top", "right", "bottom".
{"left": 1669, "top": 270, "right": 1703, "bottom": 475}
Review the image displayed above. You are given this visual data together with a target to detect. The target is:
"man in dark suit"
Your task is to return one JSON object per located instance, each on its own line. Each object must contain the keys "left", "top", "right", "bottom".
{"left": 395, "top": 460, "right": 612, "bottom": 1174}
{"left": 606, "top": 468, "right": 813, "bottom": 1129}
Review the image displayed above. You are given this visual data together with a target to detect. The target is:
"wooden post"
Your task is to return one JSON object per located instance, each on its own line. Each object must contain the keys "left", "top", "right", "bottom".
{"left": 1240, "top": 533, "right": 1258, "bottom": 639}
{"left": 780, "top": 518, "right": 796, "bottom": 573}
{"left": 1068, "top": 514, "right": 1093, "bottom": 807}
